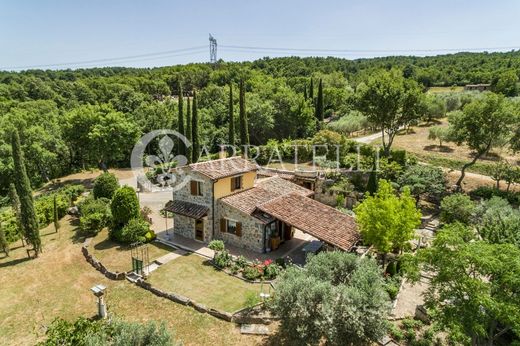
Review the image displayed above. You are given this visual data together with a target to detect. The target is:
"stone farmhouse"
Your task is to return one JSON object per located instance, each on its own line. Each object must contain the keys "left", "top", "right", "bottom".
{"left": 164, "top": 157, "right": 360, "bottom": 254}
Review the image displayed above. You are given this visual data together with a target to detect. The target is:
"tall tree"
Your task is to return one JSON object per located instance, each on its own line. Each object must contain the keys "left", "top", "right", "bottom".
{"left": 404, "top": 223, "right": 520, "bottom": 345}
{"left": 11, "top": 130, "right": 41, "bottom": 255}
{"left": 239, "top": 80, "right": 249, "bottom": 146}
{"left": 177, "top": 83, "right": 185, "bottom": 156}
{"left": 448, "top": 93, "right": 515, "bottom": 190}
{"left": 354, "top": 180, "right": 421, "bottom": 261}
{"left": 53, "top": 195, "right": 60, "bottom": 233}
{"left": 303, "top": 85, "right": 308, "bottom": 100}
{"left": 0, "top": 222, "right": 9, "bottom": 256}
{"left": 309, "top": 78, "right": 314, "bottom": 101}
{"left": 315, "top": 78, "right": 324, "bottom": 128}
{"left": 191, "top": 90, "right": 200, "bottom": 163}
{"left": 9, "top": 183, "right": 24, "bottom": 246}
{"left": 228, "top": 84, "right": 235, "bottom": 147}
{"left": 355, "top": 69, "right": 424, "bottom": 156}
{"left": 185, "top": 95, "right": 192, "bottom": 163}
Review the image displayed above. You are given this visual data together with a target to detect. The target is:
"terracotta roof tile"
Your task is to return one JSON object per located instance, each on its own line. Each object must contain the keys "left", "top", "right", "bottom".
{"left": 258, "top": 193, "right": 360, "bottom": 251}
{"left": 219, "top": 176, "right": 314, "bottom": 217}
{"left": 163, "top": 200, "right": 209, "bottom": 219}
{"left": 186, "top": 157, "right": 258, "bottom": 180}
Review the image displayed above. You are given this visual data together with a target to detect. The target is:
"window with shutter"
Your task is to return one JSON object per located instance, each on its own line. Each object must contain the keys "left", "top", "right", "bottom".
{"left": 230, "top": 176, "right": 242, "bottom": 191}
{"left": 236, "top": 222, "right": 242, "bottom": 237}
{"left": 220, "top": 218, "right": 226, "bottom": 233}
{"left": 190, "top": 180, "right": 203, "bottom": 196}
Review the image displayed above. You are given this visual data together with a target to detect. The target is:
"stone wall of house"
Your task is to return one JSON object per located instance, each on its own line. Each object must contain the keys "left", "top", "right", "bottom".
{"left": 173, "top": 214, "right": 211, "bottom": 243}
{"left": 215, "top": 201, "right": 265, "bottom": 253}
{"left": 171, "top": 171, "right": 214, "bottom": 243}
{"left": 171, "top": 171, "right": 214, "bottom": 208}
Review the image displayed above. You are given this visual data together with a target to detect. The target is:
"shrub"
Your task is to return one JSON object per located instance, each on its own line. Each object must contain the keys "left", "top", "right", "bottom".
{"left": 61, "top": 184, "right": 85, "bottom": 204}
{"left": 243, "top": 265, "right": 262, "bottom": 281}
{"left": 264, "top": 262, "right": 281, "bottom": 280}
{"left": 440, "top": 193, "right": 476, "bottom": 224}
{"left": 470, "top": 186, "right": 520, "bottom": 206}
{"left": 93, "top": 172, "right": 119, "bottom": 199}
{"left": 230, "top": 264, "right": 240, "bottom": 275}
{"left": 144, "top": 230, "right": 156, "bottom": 242}
{"left": 385, "top": 275, "right": 402, "bottom": 300}
{"left": 235, "top": 255, "right": 248, "bottom": 269}
{"left": 389, "top": 324, "right": 404, "bottom": 342}
{"left": 110, "top": 186, "right": 139, "bottom": 229}
{"left": 34, "top": 194, "right": 69, "bottom": 227}
{"left": 213, "top": 250, "right": 232, "bottom": 268}
{"left": 119, "top": 218, "right": 150, "bottom": 244}
{"left": 208, "top": 239, "right": 225, "bottom": 252}
{"left": 78, "top": 197, "right": 111, "bottom": 236}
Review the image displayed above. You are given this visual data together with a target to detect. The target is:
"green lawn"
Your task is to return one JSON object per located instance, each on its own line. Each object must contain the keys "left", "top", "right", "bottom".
{"left": 148, "top": 254, "right": 270, "bottom": 313}
{"left": 0, "top": 216, "right": 264, "bottom": 346}
{"left": 90, "top": 228, "right": 172, "bottom": 273}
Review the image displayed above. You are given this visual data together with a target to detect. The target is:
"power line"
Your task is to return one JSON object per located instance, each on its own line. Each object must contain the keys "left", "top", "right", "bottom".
{"left": 220, "top": 44, "right": 519, "bottom": 54}
{"left": 1, "top": 46, "right": 207, "bottom": 70}
{"left": 2, "top": 42, "right": 518, "bottom": 71}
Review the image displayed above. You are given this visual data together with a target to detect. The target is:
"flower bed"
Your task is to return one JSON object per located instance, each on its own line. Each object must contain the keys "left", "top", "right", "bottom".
{"left": 208, "top": 240, "right": 283, "bottom": 282}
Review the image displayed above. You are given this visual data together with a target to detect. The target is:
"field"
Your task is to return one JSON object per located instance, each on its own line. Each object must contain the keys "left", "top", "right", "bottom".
{"left": 372, "top": 120, "right": 519, "bottom": 171}
{"left": 0, "top": 216, "right": 264, "bottom": 346}
{"left": 148, "top": 254, "right": 270, "bottom": 313}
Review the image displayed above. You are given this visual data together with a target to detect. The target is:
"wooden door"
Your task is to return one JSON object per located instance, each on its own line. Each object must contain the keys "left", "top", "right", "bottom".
{"left": 195, "top": 219, "right": 204, "bottom": 241}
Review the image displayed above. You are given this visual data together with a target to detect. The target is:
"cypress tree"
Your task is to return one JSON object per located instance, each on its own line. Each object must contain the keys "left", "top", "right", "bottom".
{"left": 177, "top": 83, "right": 185, "bottom": 156}
{"left": 239, "top": 80, "right": 249, "bottom": 146}
{"left": 304, "top": 86, "right": 308, "bottom": 100}
{"left": 11, "top": 130, "right": 41, "bottom": 255}
{"left": 228, "top": 84, "right": 235, "bottom": 147}
{"left": 53, "top": 195, "right": 60, "bottom": 233}
{"left": 315, "top": 79, "right": 324, "bottom": 128}
{"left": 366, "top": 164, "right": 378, "bottom": 196}
{"left": 185, "top": 95, "right": 192, "bottom": 163}
{"left": 309, "top": 79, "right": 314, "bottom": 101}
{"left": 0, "top": 222, "right": 9, "bottom": 257}
{"left": 191, "top": 90, "right": 200, "bottom": 163}
{"left": 9, "top": 183, "right": 24, "bottom": 246}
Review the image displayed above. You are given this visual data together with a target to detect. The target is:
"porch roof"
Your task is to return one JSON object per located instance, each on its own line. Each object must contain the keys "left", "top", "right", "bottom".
{"left": 163, "top": 200, "right": 209, "bottom": 219}
{"left": 257, "top": 193, "right": 360, "bottom": 251}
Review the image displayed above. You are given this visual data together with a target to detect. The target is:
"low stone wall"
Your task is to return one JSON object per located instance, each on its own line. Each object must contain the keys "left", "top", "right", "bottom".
{"left": 81, "top": 239, "right": 126, "bottom": 281}
{"left": 134, "top": 277, "right": 235, "bottom": 322}
{"left": 81, "top": 237, "right": 274, "bottom": 324}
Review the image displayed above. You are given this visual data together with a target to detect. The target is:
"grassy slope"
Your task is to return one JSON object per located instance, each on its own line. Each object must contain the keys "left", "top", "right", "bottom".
{"left": 0, "top": 216, "right": 264, "bottom": 346}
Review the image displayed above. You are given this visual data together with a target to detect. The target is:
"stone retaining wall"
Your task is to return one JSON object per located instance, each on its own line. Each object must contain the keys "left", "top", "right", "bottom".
{"left": 81, "top": 237, "right": 274, "bottom": 324}
{"left": 81, "top": 240, "right": 126, "bottom": 281}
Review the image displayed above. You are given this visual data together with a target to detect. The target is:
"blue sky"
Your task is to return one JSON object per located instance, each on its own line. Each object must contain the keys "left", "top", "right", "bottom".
{"left": 1, "top": 0, "right": 519, "bottom": 70}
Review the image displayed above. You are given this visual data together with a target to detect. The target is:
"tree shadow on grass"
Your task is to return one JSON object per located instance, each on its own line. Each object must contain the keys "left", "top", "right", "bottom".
{"left": 93, "top": 238, "right": 127, "bottom": 252}
{"left": 0, "top": 256, "right": 31, "bottom": 268}
{"left": 417, "top": 119, "right": 442, "bottom": 127}
{"left": 423, "top": 144, "right": 454, "bottom": 153}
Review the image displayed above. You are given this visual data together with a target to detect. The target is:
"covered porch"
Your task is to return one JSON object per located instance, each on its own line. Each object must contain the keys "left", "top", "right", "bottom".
{"left": 256, "top": 192, "right": 360, "bottom": 253}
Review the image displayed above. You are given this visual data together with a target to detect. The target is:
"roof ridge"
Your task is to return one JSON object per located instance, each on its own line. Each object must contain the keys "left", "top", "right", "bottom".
{"left": 188, "top": 156, "right": 248, "bottom": 167}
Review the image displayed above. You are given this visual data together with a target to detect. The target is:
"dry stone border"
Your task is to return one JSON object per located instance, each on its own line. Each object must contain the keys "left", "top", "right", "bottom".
{"left": 81, "top": 238, "right": 125, "bottom": 280}
{"left": 81, "top": 237, "right": 274, "bottom": 324}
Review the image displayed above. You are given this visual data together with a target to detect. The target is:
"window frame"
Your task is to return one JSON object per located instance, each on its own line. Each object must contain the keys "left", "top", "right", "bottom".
{"left": 190, "top": 180, "right": 204, "bottom": 196}
{"left": 230, "top": 175, "right": 243, "bottom": 192}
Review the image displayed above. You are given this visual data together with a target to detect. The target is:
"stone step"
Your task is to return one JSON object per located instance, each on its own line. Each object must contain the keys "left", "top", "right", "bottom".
{"left": 240, "top": 324, "right": 272, "bottom": 335}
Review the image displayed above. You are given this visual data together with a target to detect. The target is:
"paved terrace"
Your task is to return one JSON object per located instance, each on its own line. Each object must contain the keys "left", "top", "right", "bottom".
{"left": 155, "top": 228, "right": 316, "bottom": 263}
